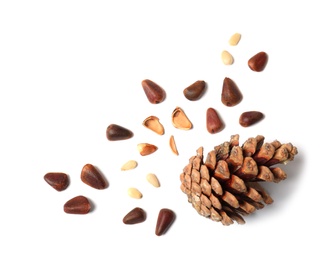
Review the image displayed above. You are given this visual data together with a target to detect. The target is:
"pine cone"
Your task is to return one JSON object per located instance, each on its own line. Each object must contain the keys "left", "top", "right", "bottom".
{"left": 180, "top": 134, "right": 298, "bottom": 225}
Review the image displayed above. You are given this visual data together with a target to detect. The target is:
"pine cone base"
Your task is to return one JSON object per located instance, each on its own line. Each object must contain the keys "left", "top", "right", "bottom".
{"left": 180, "top": 134, "right": 298, "bottom": 225}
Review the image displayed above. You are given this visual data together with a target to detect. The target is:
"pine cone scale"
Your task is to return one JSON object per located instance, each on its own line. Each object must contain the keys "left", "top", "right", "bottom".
{"left": 222, "top": 191, "right": 239, "bottom": 208}
{"left": 213, "top": 160, "right": 230, "bottom": 181}
{"left": 257, "top": 165, "right": 274, "bottom": 182}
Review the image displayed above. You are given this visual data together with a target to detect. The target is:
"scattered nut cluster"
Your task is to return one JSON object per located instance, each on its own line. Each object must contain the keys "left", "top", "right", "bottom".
{"left": 221, "top": 33, "right": 241, "bottom": 65}
{"left": 44, "top": 160, "right": 173, "bottom": 235}
{"left": 44, "top": 32, "right": 269, "bottom": 234}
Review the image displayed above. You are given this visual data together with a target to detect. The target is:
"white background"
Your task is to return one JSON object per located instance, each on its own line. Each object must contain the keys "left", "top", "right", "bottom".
{"left": 1, "top": 1, "right": 334, "bottom": 259}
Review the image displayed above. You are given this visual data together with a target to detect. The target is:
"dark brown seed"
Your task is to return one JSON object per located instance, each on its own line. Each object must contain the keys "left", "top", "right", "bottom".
{"left": 221, "top": 77, "right": 242, "bottom": 107}
{"left": 183, "top": 80, "right": 206, "bottom": 101}
{"left": 248, "top": 51, "right": 268, "bottom": 72}
{"left": 106, "top": 124, "right": 133, "bottom": 141}
{"left": 81, "top": 164, "right": 108, "bottom": 189}
{"left": 239, "top": 111, "right": 264, "bottom": 127}
{"left": 64, "top": 195, "right": 91, "bottom": 214}
{"left": 142, "top": 79, "right": 166, "bottom": 104}
{"left": 155, "top": 208, "right": 176, "bottom": 236}
{"left": 206, "top": 108, "right": 224, "bottom": 134}
{"left": 44, "top": 172, "right": 69, "bottom": 191}
{"left": 123, "top": 207, "right": 146, "bottom": 224}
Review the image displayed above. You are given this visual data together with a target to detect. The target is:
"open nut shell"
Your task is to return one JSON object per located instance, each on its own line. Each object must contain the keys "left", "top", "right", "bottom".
{"left": 137, "top": 143, "right": 158, "bottom": 156}
{"left": 143, "top": 116, "right": 164, "bottom": 135}
{"left": 172, "top": 107, "right": 192, "bottom": 130}
{"left": 169, "top": 135, "right": 179, "bottom": 155}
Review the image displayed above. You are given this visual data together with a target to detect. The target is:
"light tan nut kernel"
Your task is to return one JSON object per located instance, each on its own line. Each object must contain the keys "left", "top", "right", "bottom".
{"left": 172, "top": 107, "right": 192, "bottom": 130}
{"left": 142, "top": 116, "right": 165, "bottom": 135}
{"left": 127, "top": 187, "right": 143, "bottom": 199}
{"left": 146, "top": 173, "right": 160, "bottom": 187}
{"left": 221, "top": 50, "right": 234, "bottom": 65}
{"left": 169, "top": 135, "right": 179, "bottom": 155}
{"left": 121, "top": 160, "right": 138, "bottom": 171}
{"left": 229, "top": 33, "right": 241, "bottom": 46}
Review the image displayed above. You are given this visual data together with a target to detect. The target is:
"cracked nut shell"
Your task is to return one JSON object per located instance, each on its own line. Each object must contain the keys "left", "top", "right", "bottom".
{"left": 143, "top": 116, "right": 164, "bottom": 135}
{"left": 137, "top": 143, "right": 158, "bottom": 156}
{"left": 169, "top": 135, "right": 179, "bottom": 155}
{"left": 172, "top": 107, "right": 192, "bottom": 130}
